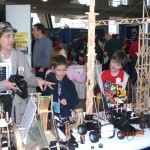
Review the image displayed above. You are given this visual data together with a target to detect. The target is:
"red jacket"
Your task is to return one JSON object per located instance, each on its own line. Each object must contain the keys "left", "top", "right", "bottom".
{"left": 129, "top": 40, "right": 141, "bottom": 58}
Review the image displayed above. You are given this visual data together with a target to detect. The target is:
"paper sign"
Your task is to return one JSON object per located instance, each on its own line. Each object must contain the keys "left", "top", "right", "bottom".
{"left": 0, "top": 63, "right": 10, "bottom": 94}
{"left": 20, "top": 97, "right": 37, "bottom": 144}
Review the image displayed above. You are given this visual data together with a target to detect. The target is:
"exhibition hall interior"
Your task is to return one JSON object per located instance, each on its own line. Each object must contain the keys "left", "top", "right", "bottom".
{"left": 0, "top": 0, "right": 150, "bottom": 149}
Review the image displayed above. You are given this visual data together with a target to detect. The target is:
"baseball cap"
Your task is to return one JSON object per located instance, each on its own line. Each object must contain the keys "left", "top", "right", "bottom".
{"left": 0, "top": 22, "right": 17, "bottom": 34}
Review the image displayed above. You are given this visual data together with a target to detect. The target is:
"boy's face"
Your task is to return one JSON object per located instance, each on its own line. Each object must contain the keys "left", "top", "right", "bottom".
{"left": 110, "top": 59, "right": 122, "bottom": 73}
{"left": 54, "top": 64, "right": 67, "bottom": 81}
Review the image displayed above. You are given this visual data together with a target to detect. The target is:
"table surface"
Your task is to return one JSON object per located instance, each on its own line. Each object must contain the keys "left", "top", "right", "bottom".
{"left": 72, "top": 125, "right": 150, "bottom": 150}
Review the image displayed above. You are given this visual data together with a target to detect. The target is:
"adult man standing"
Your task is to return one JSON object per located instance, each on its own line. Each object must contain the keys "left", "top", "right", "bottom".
{"left": 32, "top": 23, "right": 52, "bottom": 92}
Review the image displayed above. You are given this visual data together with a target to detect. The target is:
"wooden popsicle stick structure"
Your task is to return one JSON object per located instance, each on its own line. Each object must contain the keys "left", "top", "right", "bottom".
{"left": 127, "top": 0, "right": 150, "bottom": 115}
{"left": 86, "top": 0, "right": 97, "bottom": 114}
{"left": 38, "top": 96, "right": 52, "bottom": 131}
{"left": 30, "top": 93, "right": 52, "bottom": 131}
{"left": 65, "top": 122, "right": 71, "bottom": 140}
{"left": 86, "top": 0, "right": 150, "bottom": 115}
{"left": 135, "top": 0, "right": 150, "bottom": 114}
{"left": 13, "top": 124, "right": 24, "bottom": 150}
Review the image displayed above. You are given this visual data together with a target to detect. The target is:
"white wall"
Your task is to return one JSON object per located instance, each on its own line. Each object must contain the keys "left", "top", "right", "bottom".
{"left": 6, "top": 5, "right": 32, "bottom": 67}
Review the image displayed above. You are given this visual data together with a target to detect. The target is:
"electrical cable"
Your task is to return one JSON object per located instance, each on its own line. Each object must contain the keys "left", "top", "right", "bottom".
{"left": 99, "top": 1, "right": 144, "bottom": 19}
{"left": 99, "top": 6, "right": 114, "bottom": 16}
{"left": 119, "top": 1, "right": 143, "bottom": 18}
{"left": 144, "top": 3, "right": 149, "bottom": 17}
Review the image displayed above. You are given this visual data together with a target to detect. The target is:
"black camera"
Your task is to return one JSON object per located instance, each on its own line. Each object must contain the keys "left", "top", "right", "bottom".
{"left": 9, "top": 75, "right": 28, "bottom": 99}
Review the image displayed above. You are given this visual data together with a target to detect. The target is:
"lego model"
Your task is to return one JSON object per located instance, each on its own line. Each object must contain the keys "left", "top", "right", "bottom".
{"left": 116, "top": 85, "right": 126, "bottom": 98}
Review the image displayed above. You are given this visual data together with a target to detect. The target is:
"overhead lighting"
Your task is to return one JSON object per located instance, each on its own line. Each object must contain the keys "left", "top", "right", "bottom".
{"left": 42, "top": 0, "right": 48, "bottom": 2}
{"left": 78, "top": 0, "right": 89, "bottom": 5}
{"left": 70, "top": 0, "right": 89, "bottom": 5}
{"left": 147, "top": 0, "right": 150, "bottom": 7}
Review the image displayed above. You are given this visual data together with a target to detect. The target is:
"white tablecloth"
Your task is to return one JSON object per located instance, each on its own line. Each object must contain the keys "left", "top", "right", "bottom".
{"left": 73, "top": 124, "right": 150, "bottom": 150}
{"left": 69, "top": 65, "right": 86, "bottom": 99}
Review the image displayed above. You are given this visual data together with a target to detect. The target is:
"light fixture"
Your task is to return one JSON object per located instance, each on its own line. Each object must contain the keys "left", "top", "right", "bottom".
{"left": 42, "top": 0, "right": 48, "bottom": 2}
{"left": 78, "top": 0, "right": 89, "bottom": 5}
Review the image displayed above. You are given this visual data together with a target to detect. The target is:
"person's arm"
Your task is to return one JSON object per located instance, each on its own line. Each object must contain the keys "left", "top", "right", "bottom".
{"left": 0, "top": 80, "right": 18, "bottom": 92}
{"left": 37, "top": 77, "right": 55, "bottom": 91}
{"left": 18, "top": 51, "right": 55, "bottom": 90}
{"left": 65, "top": 82, "right": 79, "bottom": 109}
{"left": 67, "top": 67, "right": 86, "bottom": 83}
{"left": 0, "top": 79, "right": 9, "bottom": 91}
{"left": 42, "top": 73, "right": 55, "bottom": 95}
{"left": 17, "top": 51, "right": 39, "bottom": 87}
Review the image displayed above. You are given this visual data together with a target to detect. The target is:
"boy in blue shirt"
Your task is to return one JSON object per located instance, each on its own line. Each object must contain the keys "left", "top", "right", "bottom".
{"left": 44, "top": 55, "right": 79, "bottom": 117}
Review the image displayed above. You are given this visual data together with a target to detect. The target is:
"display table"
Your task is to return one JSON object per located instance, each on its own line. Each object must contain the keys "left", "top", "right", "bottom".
{"left": 72, "top": 125, "right": 150, "bottom": 150}
{"left": 68, "top": 65, "right": 86, "bottom": 99}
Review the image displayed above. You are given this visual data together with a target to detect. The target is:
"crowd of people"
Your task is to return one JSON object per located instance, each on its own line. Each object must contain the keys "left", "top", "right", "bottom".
{"left": 0, "top": 21, "right": 140, "bottom": 123}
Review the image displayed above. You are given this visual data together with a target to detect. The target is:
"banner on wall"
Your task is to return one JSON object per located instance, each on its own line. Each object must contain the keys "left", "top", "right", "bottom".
{"left": 14, "top": 32, "right": 28, "bottom": 54}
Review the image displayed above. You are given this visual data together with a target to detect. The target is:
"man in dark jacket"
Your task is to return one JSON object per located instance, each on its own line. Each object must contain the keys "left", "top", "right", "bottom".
{"left": 43, "top": 55, "right": 79, "bottom": 117}
{"left": 104, "top": 34, "right": 122, "bottom": 71}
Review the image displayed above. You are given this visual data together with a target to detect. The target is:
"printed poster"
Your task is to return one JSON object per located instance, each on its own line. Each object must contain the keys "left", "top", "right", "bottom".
{"left": 14, "top": 32, "right": 28, "bottom": 54}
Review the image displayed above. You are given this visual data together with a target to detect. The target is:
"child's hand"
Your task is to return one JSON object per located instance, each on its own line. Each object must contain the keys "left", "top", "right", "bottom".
{"left": 60, "top": 99, "right": 67, "bottom": 105}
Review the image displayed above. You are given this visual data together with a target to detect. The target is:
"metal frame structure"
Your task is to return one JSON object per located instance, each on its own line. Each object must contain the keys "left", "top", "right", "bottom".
{"left": 96, "top": 17, "right": 150, "bottom": 26}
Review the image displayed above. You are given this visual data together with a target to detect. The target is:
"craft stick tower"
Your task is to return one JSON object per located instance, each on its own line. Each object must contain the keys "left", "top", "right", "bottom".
{"left": 86, "top": 0, "right": 97, "bottom": 114}
{"left": 135, "top": 1, "right": 150, "bottom": 114}
{"left": 135, "top": 31, "right": 150, "bottom": 114}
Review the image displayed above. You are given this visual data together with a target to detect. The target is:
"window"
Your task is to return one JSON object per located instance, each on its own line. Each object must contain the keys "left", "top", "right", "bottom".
{"left": 147, "top": 0, "right": 150, "bottom": 6}
{"left": 120, "top": 0, "right": 128, "bottom": 5}
{"left": 109, "top": 0, "right": 128, "bottom": 7}
{"left": 31, "top": 13, "right": 40, "bottom": 25}
{"left": 78, "top": 0, "right": 89, "bottom": 5}
{"left": 108, "top": 20, "right": 118, "bottom": 35}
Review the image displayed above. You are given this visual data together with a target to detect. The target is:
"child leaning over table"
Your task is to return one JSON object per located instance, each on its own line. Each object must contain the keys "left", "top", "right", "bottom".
{"left": 43, "top": 55, "right": 79, "bottom": 118}
{"left": 94, "top": 50, "right": 135, "bottom": 110}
